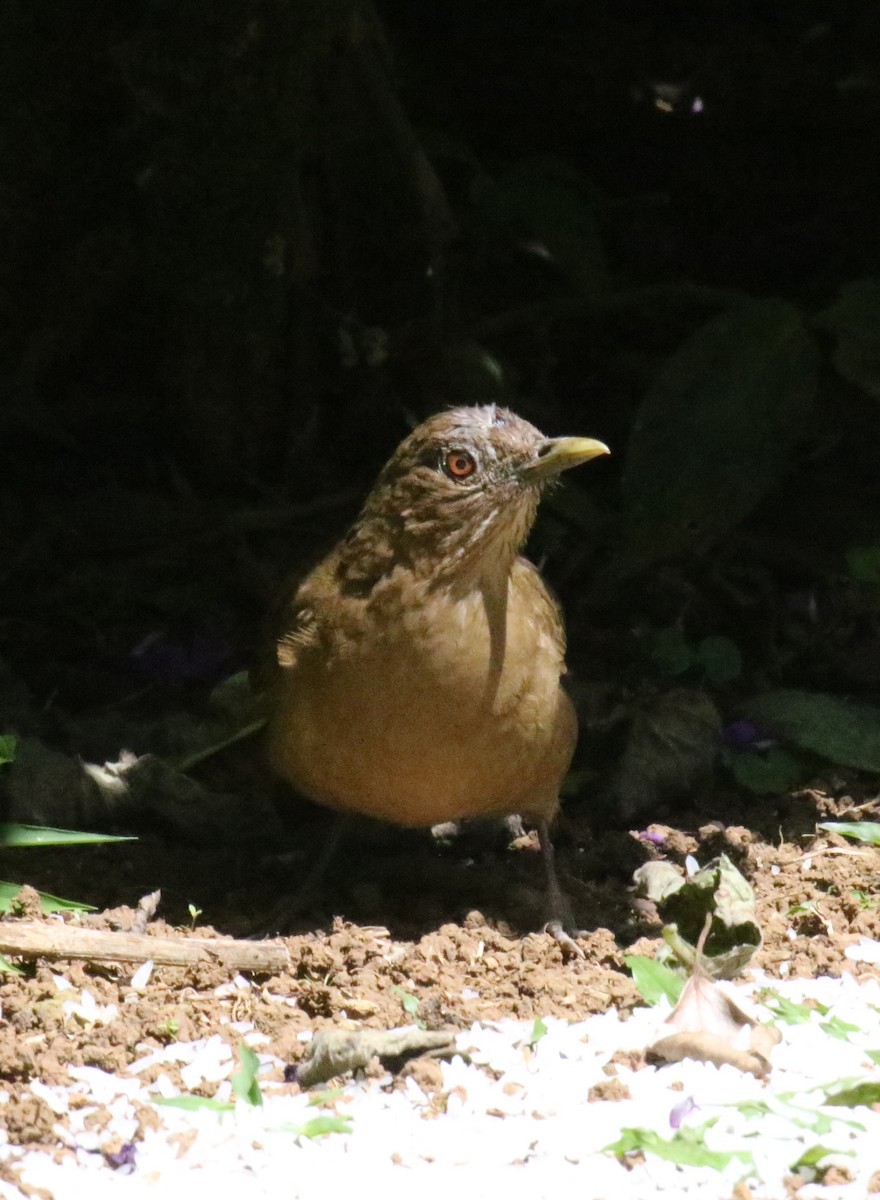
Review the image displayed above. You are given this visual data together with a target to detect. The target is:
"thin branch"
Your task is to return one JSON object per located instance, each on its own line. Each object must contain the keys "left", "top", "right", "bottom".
{"left": 0, "top": 921, "right": 289, "bottom": 972}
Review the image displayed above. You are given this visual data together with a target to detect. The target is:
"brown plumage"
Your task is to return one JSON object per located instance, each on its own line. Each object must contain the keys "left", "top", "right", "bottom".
{"left": 264, "top": 404, "right": 609, "bottom": 934}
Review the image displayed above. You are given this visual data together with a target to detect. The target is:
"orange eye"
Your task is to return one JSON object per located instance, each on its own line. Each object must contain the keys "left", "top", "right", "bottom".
{"left": 444, "top": 449, "right": 477, "bottom": 480}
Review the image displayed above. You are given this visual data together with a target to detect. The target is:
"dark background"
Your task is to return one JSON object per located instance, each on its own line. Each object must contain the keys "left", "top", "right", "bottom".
{"left": 2, "top": 0, "right": 880, "bottom": 826}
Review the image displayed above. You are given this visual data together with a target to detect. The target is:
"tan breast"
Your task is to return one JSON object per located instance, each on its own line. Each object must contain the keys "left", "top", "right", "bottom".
{"left": 267, "top": 557, "right": 577, "bottom": 827}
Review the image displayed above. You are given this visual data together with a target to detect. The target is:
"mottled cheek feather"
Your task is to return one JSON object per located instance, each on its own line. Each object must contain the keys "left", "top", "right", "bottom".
{"left": 340, "top": 406, "right": 556, "bottom": 592}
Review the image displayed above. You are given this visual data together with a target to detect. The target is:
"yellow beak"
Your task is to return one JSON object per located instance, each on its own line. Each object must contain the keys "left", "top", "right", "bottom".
{"left": 519, "top": 436, "right": 611, "bottom": 483}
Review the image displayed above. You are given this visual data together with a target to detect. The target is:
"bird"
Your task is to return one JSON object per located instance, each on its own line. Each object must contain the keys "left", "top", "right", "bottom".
{"left": 262, "top": 404, "right": 609, "bottom": 939}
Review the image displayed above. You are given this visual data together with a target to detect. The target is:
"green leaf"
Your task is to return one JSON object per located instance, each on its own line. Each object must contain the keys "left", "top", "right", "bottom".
{"left": 285, "top": 1116, "right": 353, "bottom": 1138}
{"left": 651, "top": 627, "right": 695, "bottom": 676}
{"left": 789, "top": 899, "right": 822, "bottom": 919}
{"left": 624, "top": 955, "right": 684, "bottom": 1005}
{"left": 825, "top": 1082, "right": 880, "bottom": 1107}
{"left": 741, "top": 690, "right": 880, "bottom": 772}
{"left": 819, "top": 1016, "right": 861, "bottom": 1042}
{"left": 696, "top": 636, "right": 742, "bottom": 685}
{"left": 0, "top": 954, "right": 25, "bottom": 975}
{"left": 760, "top": 991, "right": 813, "bottom": 1025}
{"left": 153, "top": 1095, "right": 235, "bottom": 1112}
{"left": 0, "top": 735, "right": 16, "bottom": 767}
{"left": 307, "top": 1088, "right": 346, "bottom": 1107}
{"left": 865, "top": 1050, "right": 880, "bottom": 1065}
{"left": 729, "top": 1098, "right": 774, "bottom": 1120}
{"left": 791, "top": 1143, "right": 853, "bottom": 1176}
{"left": 0, "top": 882, "right": 96, "bottom": 913}
{"left": 605, "top": 1124, "right": 751, "bottom": 1171}
{"left": 651, "top": 854, "right": 762, "bottom": 978}
{"left": 819, "top": 821, "right": 880, "bottom": 846}
{"left": 817, "top": 278, "right": 880, "bottom": 401}
{"left": 729, "top": 746, "right": 805, "bottom": 795}
{"left": 231, "top": 1042, "right": 263, "bottom": 1107}
{"left": 707, "top": 855, "right": 760, "bottom": 929}
{"left": 391, "top": 984, "right": 424, "bottom": 1026}
{"left": 846, "top": 546, "right": 880, "bottom": 586}
{"left": 617, "top": 298, "right": 818, "bottom": 572}
{"left": 724, "top": 1094, "right": 864, "bottom": 1134}
{"left": 528, "top": 1016, "right": 549, "bottom": 1048}
{"left": 0, "top": 824, "right": 135, "bottom": 847}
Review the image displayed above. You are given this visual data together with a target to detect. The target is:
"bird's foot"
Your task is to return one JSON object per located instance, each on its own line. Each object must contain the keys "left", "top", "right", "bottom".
{"left": 543, "top": 920, "right": 586, "bottom": 958}
{"left": 537, "top": 818, "right": 586, "bottom": 956}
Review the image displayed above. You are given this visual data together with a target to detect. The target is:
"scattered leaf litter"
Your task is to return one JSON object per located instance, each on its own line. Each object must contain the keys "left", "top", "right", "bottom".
{"left": 4, "top": 967, "right": 880, "bottom": 1198}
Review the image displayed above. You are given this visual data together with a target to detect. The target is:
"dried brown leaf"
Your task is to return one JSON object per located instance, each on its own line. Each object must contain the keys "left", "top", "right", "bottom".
{"left": 296, "top": 1027, "right": 457, "bottom": 1087}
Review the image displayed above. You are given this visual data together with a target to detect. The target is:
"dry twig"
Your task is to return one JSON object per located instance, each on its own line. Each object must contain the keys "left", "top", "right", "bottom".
{"left": 0, "top": 921, "right": 289, "bottom": 972}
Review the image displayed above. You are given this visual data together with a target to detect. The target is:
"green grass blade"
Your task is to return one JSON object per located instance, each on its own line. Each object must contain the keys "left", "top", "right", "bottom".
{"left": 153, "top": 1095, "right": 235, "bottom": 1112}
{"left": 818, "top": 822, "right": 880, "bottom": 846}
{"left": 0, "top": 881, "right": 96, "bottom": 913}
{"left": 0, "top": 824, "right": 135, "bottom": 847}
{"left": 625, "top": 954, "right": 684, "bottom": 1005}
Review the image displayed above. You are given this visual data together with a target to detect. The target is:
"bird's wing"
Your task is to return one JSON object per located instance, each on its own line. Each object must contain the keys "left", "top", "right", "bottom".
{"left": 511, "top": 556, "right": 567, "bottom": 661}
{"left": 275, "top": 602, "right": 318, "bottom": 668}
{"left": 249, "top": 571, "right": 318, "bottom": 691}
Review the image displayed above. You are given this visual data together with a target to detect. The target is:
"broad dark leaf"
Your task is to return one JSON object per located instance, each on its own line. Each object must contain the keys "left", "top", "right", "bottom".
{"left": 741, "top": 690, "right": 880, "bottom": 772}
{"left": 818, "top": 278, "right": 880, "bottom": 401}
{"left": 617, "top": 299, "right": 818, "bottom": 571}
{"left": 729, "top": 746, "right": 805, "bottom": 795}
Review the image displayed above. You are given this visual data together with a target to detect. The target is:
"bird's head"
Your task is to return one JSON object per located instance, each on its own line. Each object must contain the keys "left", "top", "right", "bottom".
{"left": 339, "top": 405, "right": 609, "bottom": 591}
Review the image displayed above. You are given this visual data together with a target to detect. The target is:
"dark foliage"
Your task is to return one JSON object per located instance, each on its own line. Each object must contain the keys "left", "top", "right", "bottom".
{"left": 1, "top": 0, "right": 880, "bottom": 824}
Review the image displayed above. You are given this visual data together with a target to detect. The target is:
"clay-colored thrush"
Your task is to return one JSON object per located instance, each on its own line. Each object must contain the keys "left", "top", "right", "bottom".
{"left": 265, "top": 405, "right": 609, "bottom": 934}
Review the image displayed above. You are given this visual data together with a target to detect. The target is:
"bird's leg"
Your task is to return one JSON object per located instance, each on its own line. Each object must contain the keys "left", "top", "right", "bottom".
{"left": 252, "top": 815, "right": 347, "bottom": 936}
{"left": 505, "top": 813, "right": 526, "bottom": 840}
{"left": 537, "top": 818, "right": 585, "bottom": 955}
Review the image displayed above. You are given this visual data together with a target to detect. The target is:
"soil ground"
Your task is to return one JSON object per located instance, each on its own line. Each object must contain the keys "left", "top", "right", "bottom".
{"left": 1, "top": 771, "right": 879, "bottom": 1154}
{"left": 2, "top": 465, "right": 879, "bottom": 1167}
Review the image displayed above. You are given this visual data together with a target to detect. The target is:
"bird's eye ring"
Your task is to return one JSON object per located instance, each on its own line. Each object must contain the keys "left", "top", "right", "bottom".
{"left": 443, "top": 449, "right": 477, "bottom": 480}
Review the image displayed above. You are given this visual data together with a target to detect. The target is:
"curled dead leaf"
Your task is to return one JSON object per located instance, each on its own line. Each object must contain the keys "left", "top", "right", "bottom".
{"left": 296, "top": 1027, "right": 457, "bottom": 1087}
{"left": 634, "top": 853, "right": 762, "bottom": 978}
{"left": 647, "top": 1027, "right": 777, "bottom": 1078}
{"left": 646, "top": 917, "right": 779, "bottom": 1076}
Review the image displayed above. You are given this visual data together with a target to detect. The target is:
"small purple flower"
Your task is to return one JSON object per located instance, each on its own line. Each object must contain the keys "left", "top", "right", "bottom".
{"left": 723, "top": 720, "right": 760, "bottom": 749}
{"left": 669, "top": 1095, "right": 698, "bottom": 1129}
{"left": 723, "top": 719, "right": 777, "bottom": 752}
{"left": 638, "top": 829, "right": 666, "bottom": 846}
{"left": 130, "top": 630, "right": 232, "bottom": 686}
{"left": 105, "top": 1142, "right": 137, "bottom": 1172}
